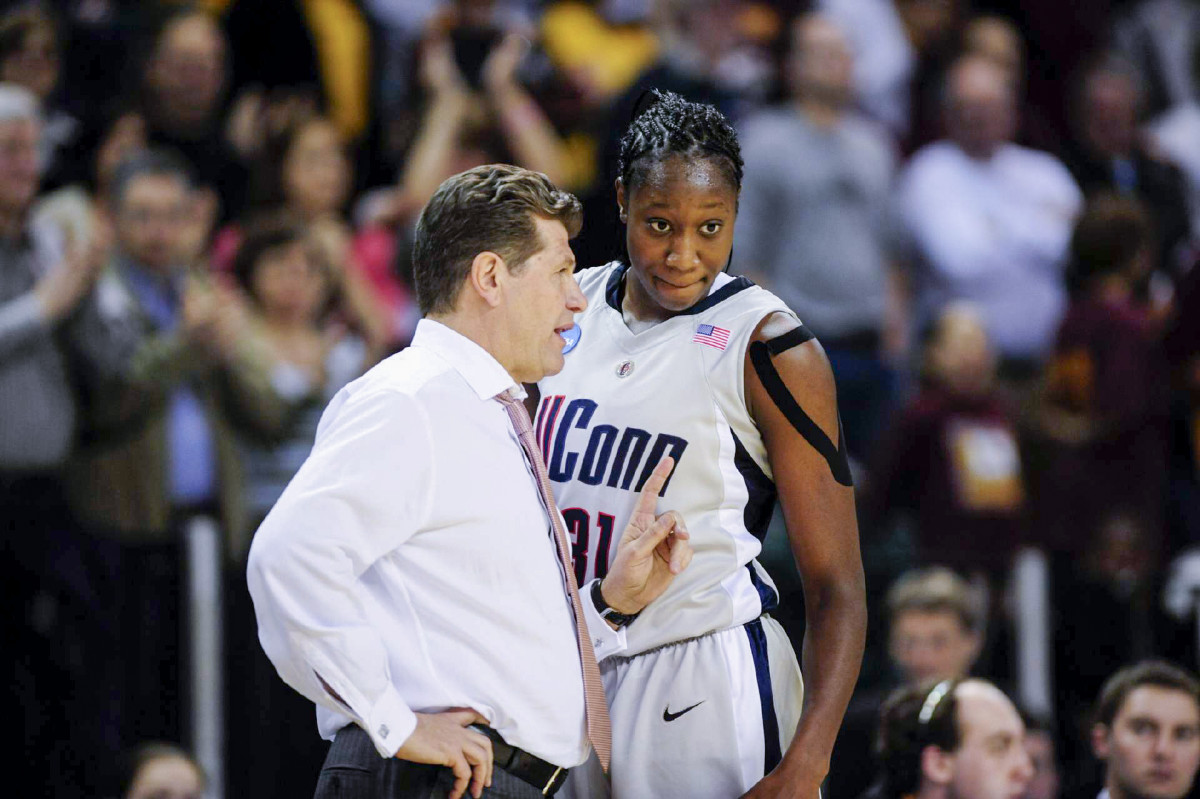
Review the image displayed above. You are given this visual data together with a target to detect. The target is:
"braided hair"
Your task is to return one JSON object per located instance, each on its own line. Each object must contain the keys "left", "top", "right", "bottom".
{"left": 616, "top": 89, "right": 744, "bottom": 195}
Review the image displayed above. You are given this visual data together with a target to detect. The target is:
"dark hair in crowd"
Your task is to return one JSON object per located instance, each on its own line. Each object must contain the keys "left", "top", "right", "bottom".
{"left": 616, "top": 89, "right": 744, "bottom": 195}
{"left": 0, "top": 4, "right": 58, "bottom": 69}
{"left": 876, "top": 679, "right": 964, "bottom": 799}
{"left": 1093, "top": 660, "right": 1200, "bottom": 729}
{"left": 232, "top": 215, "right": 338, "bottom": 317}
{"left": 413, "top": 164, "right": 582, "bottom": 316}
{"left": 1067, "top": 192, "right": 1154, "bottom": 294}
{"left": 110, "top": 147, "right": 194, "bottom": 210}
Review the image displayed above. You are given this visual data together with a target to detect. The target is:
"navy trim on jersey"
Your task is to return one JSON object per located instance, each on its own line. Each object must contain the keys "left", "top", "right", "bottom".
{"left": 731, "top": 429, "right": 776, "bottom": 540}
{"left": 745, "top": 619, "right": 782, "bottom": 775}
{"left": 604, "top": 263, "right": 756, "bottom": 315}
{"left": 746, "top": 562, "right": 779, "bottom": 615}
{"left": 748, "top": 341, "right": 854, "bottom": 487}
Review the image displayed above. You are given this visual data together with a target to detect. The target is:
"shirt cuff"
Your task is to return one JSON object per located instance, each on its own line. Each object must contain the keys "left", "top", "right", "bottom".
{"left": 581, "top": 578, "right": 628, "bottom": 662}
{"left": 363, "top": 686, "right": 419, "bottom": 759}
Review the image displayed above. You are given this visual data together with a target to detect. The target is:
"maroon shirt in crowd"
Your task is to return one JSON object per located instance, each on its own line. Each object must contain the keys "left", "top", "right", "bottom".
{"left": 871, "top": 388, "right": 1024, "bottom": 578}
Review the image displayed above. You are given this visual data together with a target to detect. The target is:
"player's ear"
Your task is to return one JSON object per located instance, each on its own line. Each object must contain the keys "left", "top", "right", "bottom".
{"left": 921, "top": 744, "right": 954, "bottom": 785}
{"left": 467, "top": 250, "right": 506, "bottom": 308}
{"left": 615, "top": 178, "right": 627, "bottom": 223}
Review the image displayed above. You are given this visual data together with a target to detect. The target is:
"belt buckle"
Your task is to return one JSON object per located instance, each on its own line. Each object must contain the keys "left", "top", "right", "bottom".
{"left": 541, "top": 766, "right": 565, "bottom": 795}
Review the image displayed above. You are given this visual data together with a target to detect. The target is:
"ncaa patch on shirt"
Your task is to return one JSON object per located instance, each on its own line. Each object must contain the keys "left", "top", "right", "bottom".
{"left": 561, "top": 323, "right": 582, "bottom": 354}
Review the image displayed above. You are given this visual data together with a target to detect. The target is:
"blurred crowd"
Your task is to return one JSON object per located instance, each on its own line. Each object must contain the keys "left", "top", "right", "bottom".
{"left": 1, "top": 0, "right": 1198, "bottom": 797}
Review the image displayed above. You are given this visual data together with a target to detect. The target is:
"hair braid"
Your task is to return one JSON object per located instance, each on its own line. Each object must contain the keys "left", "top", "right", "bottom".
{"left": 617, "top": 89, "right": 743, "bottom": 194}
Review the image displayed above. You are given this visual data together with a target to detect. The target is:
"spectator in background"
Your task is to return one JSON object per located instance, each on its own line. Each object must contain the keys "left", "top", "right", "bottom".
{"left": 0, "top": 5, "right": 81, "bottom": 191}
{"left": 212, "top": 112, "right": 395, "bottom": 352}
{"left": 66, "top": 149, "right": 289, "bottom": 753}
{"left": 870, "top": 678, "right": 1034, "bottom": 799}
{"left": 224, "top": 220, "right": 369, "bottom": 799}
{"left": 886, "top": 567, "right": 986, "bottom": 686}
{"left": 894, "top": 55, "right": 1082, "bottom": 380}
{"left": 0, "top": 81, "right": 110, "bottom": 799}
{"left": 1110, "top": 0, "right": 1200, "bottom": 119}
{"left": 819, "top": 0, "right": 967, "bottom": 151}
{"left": 1088, "top": 661, "right": 1200, "bottom": 799}
{"left": 830, "top": 567, "right": 985, "bottom": 798}
{"left": 1146, "top": 44, "right": 1200, "bottom": 245}
{"left": 736, "top": 12, "right": 901, "bottom": 462}
{"left": 136, "top": 6, "right": 247, "bottom": 222}
{"left": 959, "top": 14, "right": 1058, "bottom": 152}
{"left": 122, "top": 742, "right": 206, "bottom": 799}
{"left": 1035, "top": 194, "right": 1170, "bottom": 555}
{"left": 1022, "top": 713, "right": 1063, "bottom": 799}
{"left": 380, "top": 25, "right": 577, "bottom": 285}
{"left": 870, "top": 303, "right": 1025, "bottom": 582}
{"left": 1062, "top": 58, "right": 1192, "bottom": 283}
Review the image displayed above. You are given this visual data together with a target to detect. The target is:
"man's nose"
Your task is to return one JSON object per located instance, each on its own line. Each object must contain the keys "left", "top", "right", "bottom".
{"left": 566, "top": 277, "right": 587, "bottom": 313}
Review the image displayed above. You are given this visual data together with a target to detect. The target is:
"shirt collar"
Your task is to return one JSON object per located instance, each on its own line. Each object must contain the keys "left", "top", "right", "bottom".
{"left": 412, "top": 318, "right": 522, "bottom": 401}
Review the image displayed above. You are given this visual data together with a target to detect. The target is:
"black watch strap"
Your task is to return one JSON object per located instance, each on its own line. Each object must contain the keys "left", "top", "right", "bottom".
{"left": 590, "top": 579, "right": 639, "bottom": 628}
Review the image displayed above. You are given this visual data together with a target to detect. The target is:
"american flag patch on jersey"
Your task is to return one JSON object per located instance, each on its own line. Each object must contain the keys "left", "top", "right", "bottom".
{"left": 693, "top": 324, "right": 731, "bottom": 350}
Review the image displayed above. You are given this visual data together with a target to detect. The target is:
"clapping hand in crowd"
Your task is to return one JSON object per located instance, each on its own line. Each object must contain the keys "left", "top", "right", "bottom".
{"left": 182, "top": 275, "right": 250, "bottom": 362}
{"left": 34, "top": 213, "right": 112, "bottom": 323}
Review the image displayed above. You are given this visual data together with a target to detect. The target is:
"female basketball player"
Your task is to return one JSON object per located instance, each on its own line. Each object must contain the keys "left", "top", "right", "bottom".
{"left": 536, "top": 91, "right": 866, "bottom": 798}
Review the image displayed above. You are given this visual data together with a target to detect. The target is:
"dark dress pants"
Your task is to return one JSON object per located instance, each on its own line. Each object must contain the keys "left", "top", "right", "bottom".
{"left": 315, "top": 724, "right": 546, "bottom": 799}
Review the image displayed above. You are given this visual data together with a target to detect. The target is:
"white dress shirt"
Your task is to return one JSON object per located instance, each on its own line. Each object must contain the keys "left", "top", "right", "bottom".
{"left": 247, "top": 318, "right": 620, "bottom": 767}
{"left": 895, "top": 140, "right": 1082, "bottom": 360}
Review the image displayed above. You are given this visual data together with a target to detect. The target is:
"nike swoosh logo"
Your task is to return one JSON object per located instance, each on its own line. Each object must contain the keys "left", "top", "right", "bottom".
{"left": 662, "top": 701, "right": 704, "bottom": 722}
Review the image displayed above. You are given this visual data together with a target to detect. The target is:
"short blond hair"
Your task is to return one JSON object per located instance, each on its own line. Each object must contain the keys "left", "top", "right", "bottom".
{"left": 886, "top": 567, "right": 982, "bottom": 633}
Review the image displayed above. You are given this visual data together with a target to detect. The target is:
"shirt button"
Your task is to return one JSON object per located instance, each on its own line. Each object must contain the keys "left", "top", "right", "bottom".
{"left": 379, "top": 725, "right": 390, "bottom": 739}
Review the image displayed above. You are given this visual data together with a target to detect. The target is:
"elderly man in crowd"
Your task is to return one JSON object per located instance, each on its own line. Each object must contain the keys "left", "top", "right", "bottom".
{"left": 0, "top": 81, "right": 110, "bottom": 798}
{"left": 895, "top": 54, "right": 1082, "bottom": 382}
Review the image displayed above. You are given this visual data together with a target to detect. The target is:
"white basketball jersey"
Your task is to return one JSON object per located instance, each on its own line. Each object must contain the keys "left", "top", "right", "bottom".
{"left": 537, "top": 262, "right": 798, "bottom": 656}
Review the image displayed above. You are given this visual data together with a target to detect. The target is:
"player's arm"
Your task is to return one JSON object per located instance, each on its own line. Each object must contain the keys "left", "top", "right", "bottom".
{"left": 742, "top": 312, "right": 867, "bottom": 798}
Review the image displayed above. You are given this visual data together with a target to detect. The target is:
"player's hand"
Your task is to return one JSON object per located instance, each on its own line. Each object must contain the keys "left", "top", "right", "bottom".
{"left": 601, "top": 457, "right": 692, "bottom": 615}
{"left": 394, "top": 710, "right": 494, "bottom": 799}
{"left": 739, "top": 766, "right": 822, "bottom": 799}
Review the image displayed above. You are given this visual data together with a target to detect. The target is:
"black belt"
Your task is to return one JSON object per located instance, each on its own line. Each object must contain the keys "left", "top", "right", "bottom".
{"left": 471, "top": 725, "right": 569, "bottom": 796}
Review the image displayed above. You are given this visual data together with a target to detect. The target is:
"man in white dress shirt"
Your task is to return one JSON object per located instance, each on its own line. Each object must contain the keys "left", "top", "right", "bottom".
{"left": 894, "top": 54, "right": 1081, "bottom": 376}
{"left": 1090, "top": 661, "right": 1200, "bottom": 799}
{"left": 247, "top": 164, "right": 692, "bottom": 799}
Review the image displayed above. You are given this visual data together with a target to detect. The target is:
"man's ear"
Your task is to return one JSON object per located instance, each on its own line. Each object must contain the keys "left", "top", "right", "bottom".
{"left": 1091, "top": 723, "right": 1111, "bottom": 759}
{"left": 467, "top": 250, "right": 506, "bottom": 308}
{"left": 615, "top": 178, "right": 627, "bottom": 223}
{"left": 921, "top": 744, "right": 954, "bottom": 786}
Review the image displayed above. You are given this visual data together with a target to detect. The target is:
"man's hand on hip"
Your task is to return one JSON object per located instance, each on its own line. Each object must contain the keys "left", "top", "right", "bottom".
{"left": 394, "top": 710, "right": 493, "bottom": 799}
{"left": 601, "top": 457, "right": 693, "bottom": 615}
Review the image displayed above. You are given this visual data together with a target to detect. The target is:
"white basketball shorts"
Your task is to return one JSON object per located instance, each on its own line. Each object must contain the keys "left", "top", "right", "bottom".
{"left": 562, "top": 615, "right": 803, "bottom": 799}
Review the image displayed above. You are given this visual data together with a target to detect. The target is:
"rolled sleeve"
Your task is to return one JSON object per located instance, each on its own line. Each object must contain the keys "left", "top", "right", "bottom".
{"left": 247, "top": 384, "right": 435, "bottom": 751}
{"left": 580, "top": 578, "right": 628, "bottom": 662}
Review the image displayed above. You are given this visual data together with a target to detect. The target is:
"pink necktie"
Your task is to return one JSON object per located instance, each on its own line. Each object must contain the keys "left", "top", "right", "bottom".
{"left": 496, "top": 388, "right": 612, "bottom": 771}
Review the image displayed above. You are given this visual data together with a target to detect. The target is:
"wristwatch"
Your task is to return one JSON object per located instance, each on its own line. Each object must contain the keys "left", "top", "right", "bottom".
{"left": 591, "top": 579, "right": 640, "bottom": 628}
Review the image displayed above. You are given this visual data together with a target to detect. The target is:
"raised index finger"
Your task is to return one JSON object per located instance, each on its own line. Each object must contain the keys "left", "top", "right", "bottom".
{"left": 632, "top": 457, "right": 674, "bottom": 517}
